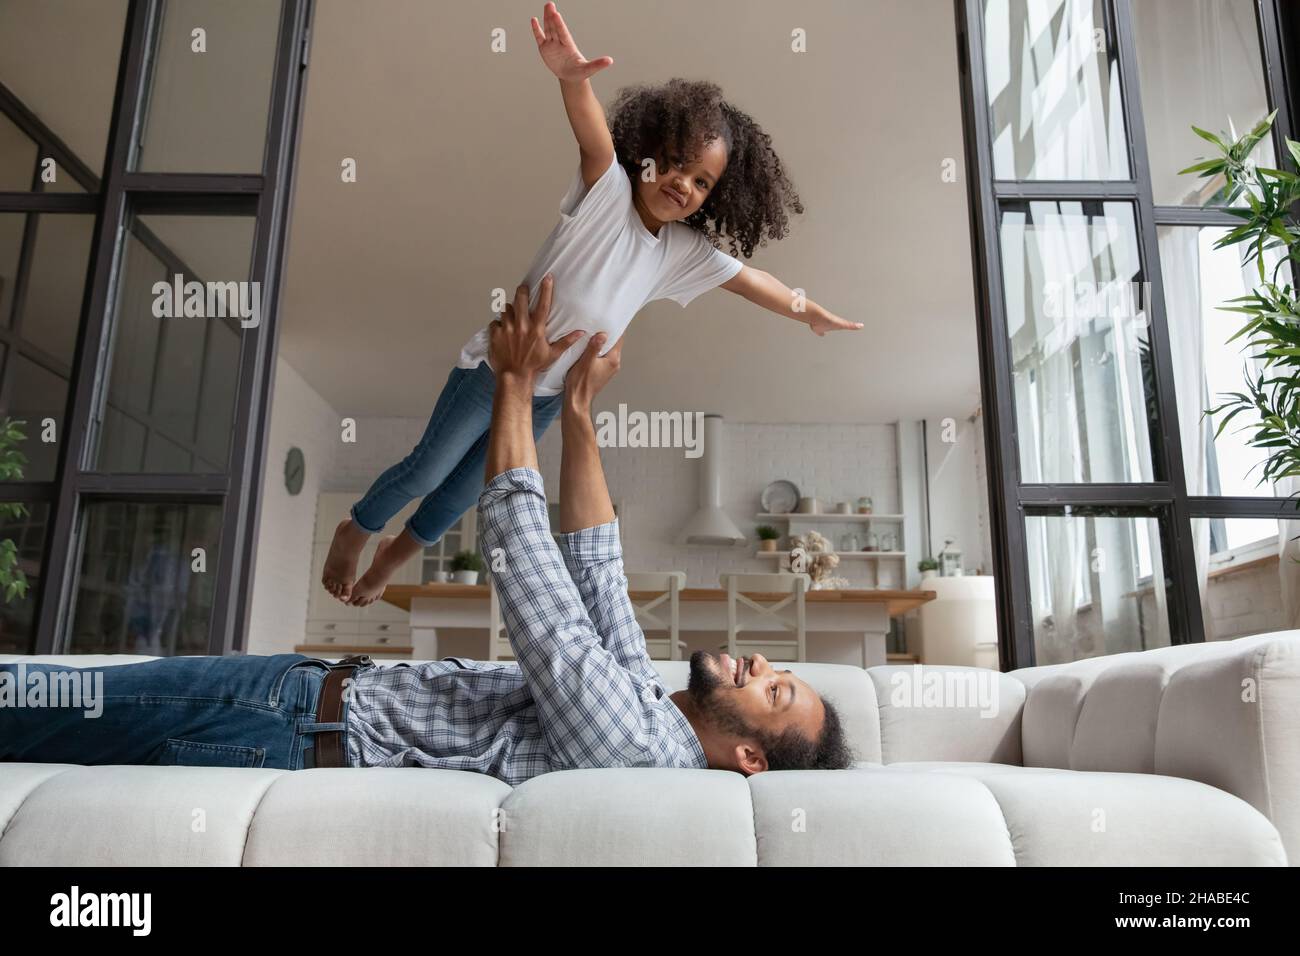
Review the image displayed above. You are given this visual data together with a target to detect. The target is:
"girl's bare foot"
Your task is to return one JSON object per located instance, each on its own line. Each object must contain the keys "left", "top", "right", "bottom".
{"left": 349, "top": 529, "right": 424, "bottom": 607}
{"left": 322, "top": 518, "right": 370, "bottom": 602}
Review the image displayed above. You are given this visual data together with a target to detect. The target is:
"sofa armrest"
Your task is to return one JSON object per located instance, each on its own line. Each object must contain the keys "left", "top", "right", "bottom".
{"left": 1010, "top": 631, "right": 1300, "bottom": 864}
{"left": 867, "top": 665, "right": 1026, "bottom": 765}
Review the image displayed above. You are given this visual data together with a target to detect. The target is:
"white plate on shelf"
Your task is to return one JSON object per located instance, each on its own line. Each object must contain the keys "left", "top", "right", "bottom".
{"left": 761, "top": 480, "right": 801, "bottom": 514}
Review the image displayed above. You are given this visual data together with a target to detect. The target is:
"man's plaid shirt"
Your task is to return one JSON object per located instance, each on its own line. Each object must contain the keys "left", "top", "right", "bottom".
{"left": 346, "top": 466, "right": 708, "bottom": 785}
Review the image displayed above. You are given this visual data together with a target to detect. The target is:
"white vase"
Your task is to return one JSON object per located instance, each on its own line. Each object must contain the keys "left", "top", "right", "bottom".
{"left": 921, "top": 569, "right": 938, "bottom": 583}
{"left": 453, "top": 570, "right": 480, "bottom": 585}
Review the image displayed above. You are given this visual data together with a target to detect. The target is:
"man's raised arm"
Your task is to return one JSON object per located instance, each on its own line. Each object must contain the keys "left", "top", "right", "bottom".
{"left": 551, "top": 333, "right": 661, "bottom": 679}
{"left": 477, "top": 280, "right": 702, "bottom": 771}
{"left": 483, "top": 277, "right": 578, "bottom": 482}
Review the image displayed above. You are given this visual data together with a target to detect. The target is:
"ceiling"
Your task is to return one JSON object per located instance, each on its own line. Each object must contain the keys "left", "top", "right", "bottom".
{"left": 2, "top": 0, "right": 982, "bottom": 425}
{"left": 280, "top": 0, "right": 981, "bottom": 423}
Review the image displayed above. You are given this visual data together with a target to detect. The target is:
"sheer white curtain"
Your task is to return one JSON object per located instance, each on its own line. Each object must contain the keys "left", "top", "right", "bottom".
{"left": 1023, "top": 204, "right": 1153, "bottom": 660}
{"left": 1016, "top": 203, "right": 1086, "bottom": 661}
{"left": 1040, "top": 346, "right": 1081, "bottom": 661}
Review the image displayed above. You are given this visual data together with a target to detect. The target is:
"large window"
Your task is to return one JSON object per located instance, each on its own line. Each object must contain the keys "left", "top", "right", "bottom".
{"left": 1001, "top": 200, "right": 1154, "bottom": 485}
{"left": 0, "top": 0, "right": 311, "bottom": 654}
{"left": 1132, "top": 0, "right": 1275, "bottom": 207}
{"left": 984, "top": 0, "right": 1130, "bottom": 181}
{"left": 958, "top": 0, "right": 1298, "bottom": 666}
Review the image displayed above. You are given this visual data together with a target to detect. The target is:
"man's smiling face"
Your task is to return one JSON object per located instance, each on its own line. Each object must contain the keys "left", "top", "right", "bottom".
{"left": 685, "top": 650, "right": 825, "bottom": 773}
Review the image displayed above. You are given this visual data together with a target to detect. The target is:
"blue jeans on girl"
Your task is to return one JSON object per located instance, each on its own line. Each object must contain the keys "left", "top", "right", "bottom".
{"left": 350, "top": 359, "right": 565, "bottom": 545}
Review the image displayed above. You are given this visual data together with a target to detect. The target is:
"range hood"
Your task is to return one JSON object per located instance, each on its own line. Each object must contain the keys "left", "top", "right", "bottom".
{"left": 676, "top": 414, "right": 747, "bottom": 547}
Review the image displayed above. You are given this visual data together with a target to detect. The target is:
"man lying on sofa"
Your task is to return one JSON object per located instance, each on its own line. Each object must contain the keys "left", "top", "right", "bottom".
{"left": 1, "top": 278, "right": 850, "bottom": 783}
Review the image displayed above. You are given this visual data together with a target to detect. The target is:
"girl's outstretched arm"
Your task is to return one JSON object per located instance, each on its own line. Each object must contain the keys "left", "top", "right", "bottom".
{"left": 721, "top": 265, "right": 863, "bottom": 337}
{"left": 532, "top": 2, "right": 614, "bottom": 188}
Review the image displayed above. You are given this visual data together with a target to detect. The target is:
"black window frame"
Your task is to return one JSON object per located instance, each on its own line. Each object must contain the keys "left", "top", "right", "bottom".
{"left": 955, "top": 0, "right": 1299, "bottom": 668}
{"left": 0, "top": 0, "right": 313, "bottom": 655}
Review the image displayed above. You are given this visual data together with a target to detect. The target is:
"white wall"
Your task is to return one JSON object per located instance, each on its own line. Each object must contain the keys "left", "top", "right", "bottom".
{"left": 321, "top": 415, "right": 900, "bottom": 588}
{"left": 547, "top": 420, "right": 902, "bottom": 590}
{"left": 245, "top": 358, "right": 341, "bottom": 656}
{"left": 924, "top": 412, "right": 993, "bottom": 576}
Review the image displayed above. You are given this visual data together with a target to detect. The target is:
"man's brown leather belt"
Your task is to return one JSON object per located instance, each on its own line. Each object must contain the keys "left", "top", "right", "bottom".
{"left": 314, "top": 654, "right": 371, "bottom": 768}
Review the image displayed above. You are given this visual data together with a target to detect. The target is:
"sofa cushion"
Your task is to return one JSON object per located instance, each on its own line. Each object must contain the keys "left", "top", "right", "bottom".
{"left": 869, "top": 664, "right": 1026, "bottom": 764}
{"left": 750, "top": 767, "right": 1016, "bottom": 865}
{"left": 498, "top": 767, "right": 756, "bottom": 866}
{"left": 0, "top": 765, "right": 281, "bottom": 866}
{"left": 888, "top": 762, "right": 1288, "bottom": 866}
{"left": 241, "top": 767, "right": 511, "bottom": 866}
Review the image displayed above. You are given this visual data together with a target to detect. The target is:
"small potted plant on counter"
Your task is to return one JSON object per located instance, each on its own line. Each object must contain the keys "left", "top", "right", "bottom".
{"left": 450, "top": 550, "right": 484, "bottom": 585}
{"left": 756, "top": 525, "right": 780, "bottom": 552}
{"left": 918, "top": 557, "right": 939, "bottom": 582}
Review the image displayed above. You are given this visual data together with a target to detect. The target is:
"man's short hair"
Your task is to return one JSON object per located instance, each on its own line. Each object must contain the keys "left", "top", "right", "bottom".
{"left": 756, "top": 695, "right": 854, "bottom": 771}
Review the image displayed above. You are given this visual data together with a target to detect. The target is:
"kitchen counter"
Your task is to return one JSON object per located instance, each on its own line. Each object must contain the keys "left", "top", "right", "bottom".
{"left": 383, "top": 584, "right": 933, "bottom": 616}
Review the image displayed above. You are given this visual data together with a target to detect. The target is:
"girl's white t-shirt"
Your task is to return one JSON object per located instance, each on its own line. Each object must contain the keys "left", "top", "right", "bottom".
{"left": 457, "top": 153, "right": 744, "bottom": 396}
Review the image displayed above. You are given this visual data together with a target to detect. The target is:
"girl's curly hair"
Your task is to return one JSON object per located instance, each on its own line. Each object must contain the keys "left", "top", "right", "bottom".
{"left": 607, "top": 78, "right": 802, "bottom": 259}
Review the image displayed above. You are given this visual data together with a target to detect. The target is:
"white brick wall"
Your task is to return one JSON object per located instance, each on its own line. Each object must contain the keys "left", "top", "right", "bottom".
{"left": 1097, "top": 552, "right": 1291, "bottom": 653}
{"left": 1205, "top": 563, "right": 1290, "bottom": 640}
{"left": 540, "top": 420, "right": 900, "bottom": 588}
{"left": 245, "top": 358, "right": 341, "bottom": 656}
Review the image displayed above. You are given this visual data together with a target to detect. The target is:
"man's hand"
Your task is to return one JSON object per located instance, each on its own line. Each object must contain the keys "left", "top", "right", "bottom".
{"left": 564, "top": 331, "right": 624, "bottom": 410}
{"left": 532, "top": 2, "right": 612, "bottom": 82}
{"left": 488, "top": 275, "right": 585, "bottom": 387}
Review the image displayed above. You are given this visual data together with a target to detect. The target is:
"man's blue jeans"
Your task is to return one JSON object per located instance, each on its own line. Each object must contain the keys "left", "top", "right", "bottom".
{"left": 351, "top": 359, "right": 565, "bottom": 545}
{"left": 0, "top": 654, "right": 370, "bottom": 770}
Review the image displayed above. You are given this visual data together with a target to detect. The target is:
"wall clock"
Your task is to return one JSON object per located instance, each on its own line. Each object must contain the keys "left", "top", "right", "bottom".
{"left": 284, "top": 446, "right": 305, "bottom": 496}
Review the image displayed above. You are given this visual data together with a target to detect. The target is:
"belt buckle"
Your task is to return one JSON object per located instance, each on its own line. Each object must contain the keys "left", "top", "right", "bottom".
{"left": 338, "top": 654, "right": 372, "bottom": 666}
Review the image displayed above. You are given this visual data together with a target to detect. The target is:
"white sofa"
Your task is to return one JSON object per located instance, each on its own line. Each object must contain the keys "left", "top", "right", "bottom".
{"left": 2, "top": 631, "right": 1297, "bottom": 866}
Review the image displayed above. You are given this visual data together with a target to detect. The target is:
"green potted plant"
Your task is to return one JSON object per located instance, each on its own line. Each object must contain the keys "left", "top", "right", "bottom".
{"left": 755, "top": 524, "right": 781, "bottom": 552}
{"left": 1182, "top": 112, "right": 1300, "bottom": 554}
{"left": 0, "top": 418, "right": 30, "bottom": 606}
{"left": 449, "top": 549, "right": 485, "bottom": 585}
{"left": 917, "top": 557, "right": 939, "bottom": 582}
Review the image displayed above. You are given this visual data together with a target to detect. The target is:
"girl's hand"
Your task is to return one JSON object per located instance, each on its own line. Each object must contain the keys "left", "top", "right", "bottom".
{"left": 531, "top": 2, "right": 612, "bottom": 82}
{"left": 808, "top": 311, "right": 864, "bottom": 336}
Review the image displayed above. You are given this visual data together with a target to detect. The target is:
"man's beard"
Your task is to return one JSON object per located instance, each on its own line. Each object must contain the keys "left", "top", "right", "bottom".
{"left": 686, "top": 651, "right": 758, "bottom": 740}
